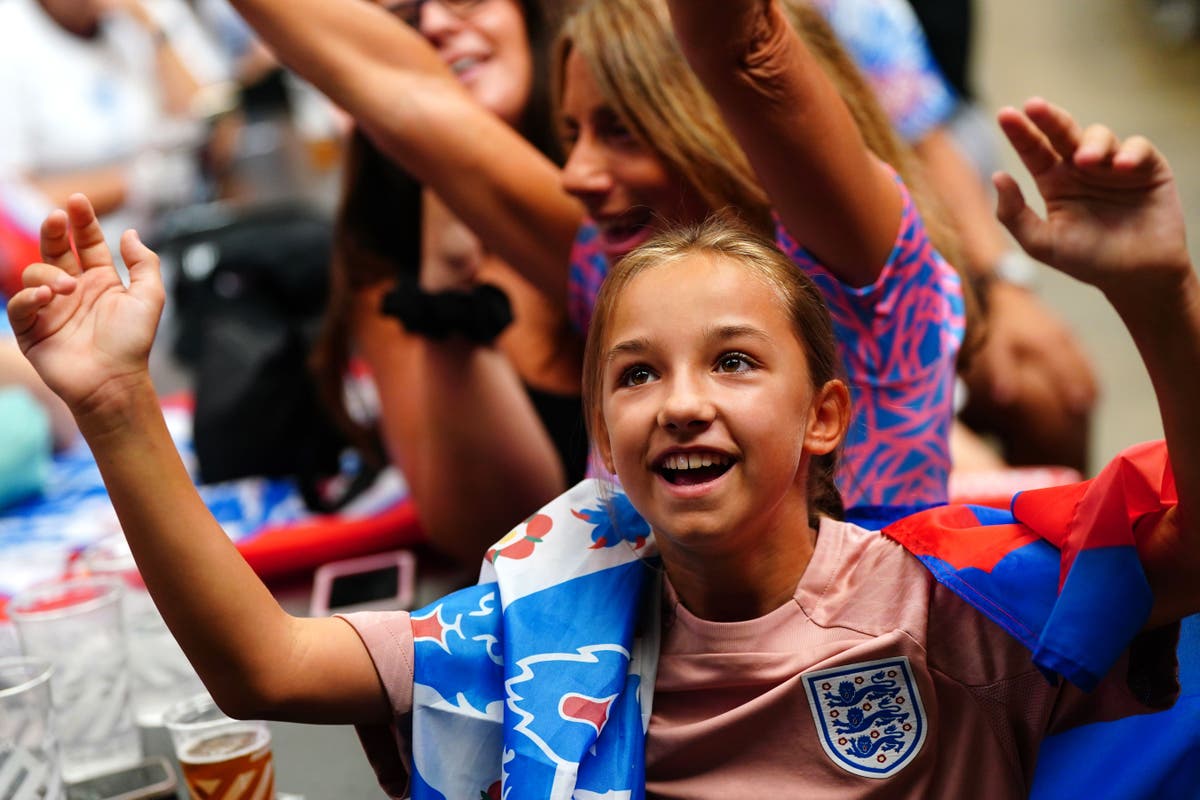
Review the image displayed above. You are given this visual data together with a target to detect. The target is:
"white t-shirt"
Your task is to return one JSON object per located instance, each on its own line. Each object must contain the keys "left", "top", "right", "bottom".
{"left": 0, "top": 0, "right": 227, "bottom": 236}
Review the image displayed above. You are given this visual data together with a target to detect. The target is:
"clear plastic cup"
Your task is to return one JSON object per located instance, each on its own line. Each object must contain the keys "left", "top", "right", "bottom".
{"left": 78, "top": 533, "right": 205, "bottom": 727}
{"left": 0, "top": 656, "right": 63, "bottom": 800}
{"left": 9, "top": 577, "right": 141, "bottom": 783}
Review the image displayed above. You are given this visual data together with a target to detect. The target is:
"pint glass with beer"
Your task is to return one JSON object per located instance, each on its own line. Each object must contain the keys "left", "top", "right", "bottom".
{"left": 162, "top": 694, "right": 274, "bottom": 800}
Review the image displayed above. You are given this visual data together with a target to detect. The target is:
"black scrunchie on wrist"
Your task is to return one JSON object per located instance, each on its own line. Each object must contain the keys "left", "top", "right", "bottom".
{"left": 380, "top": 275, "right": 513, "bottom": 343}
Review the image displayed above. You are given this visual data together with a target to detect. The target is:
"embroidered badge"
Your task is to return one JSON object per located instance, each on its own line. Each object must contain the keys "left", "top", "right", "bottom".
{"left": 802, "top": 656, "right": 927, "bottom": 778}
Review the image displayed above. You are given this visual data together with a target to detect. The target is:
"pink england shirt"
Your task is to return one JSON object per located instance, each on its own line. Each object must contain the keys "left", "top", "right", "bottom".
{"left": 343, "top": 519, "right": 1176, "bottom": 799}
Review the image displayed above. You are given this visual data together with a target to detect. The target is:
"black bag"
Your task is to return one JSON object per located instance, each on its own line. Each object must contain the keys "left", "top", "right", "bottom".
{"left": 156, "top": 202, "right": 378, "bottom": 512}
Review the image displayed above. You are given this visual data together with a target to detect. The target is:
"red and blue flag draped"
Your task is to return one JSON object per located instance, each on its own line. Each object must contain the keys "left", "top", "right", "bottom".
{"left": 883, "top": 440, "right": 1176, "bottom": 691}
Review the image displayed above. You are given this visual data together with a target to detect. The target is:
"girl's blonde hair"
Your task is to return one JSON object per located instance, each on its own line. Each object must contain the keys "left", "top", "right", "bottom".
{"left": 583, "top": 218, "right": 847, "bottom": 524}
{"left": 554, "top": 0, "right": 978, "bottom": 357}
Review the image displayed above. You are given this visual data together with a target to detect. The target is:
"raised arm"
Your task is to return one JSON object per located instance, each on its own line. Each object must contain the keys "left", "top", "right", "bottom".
{"left": 994, "top": 98, "right": 1200, "bottom": 624}
{"left": 664, "top": 0, "right": 902, "bottom": 286}
{"left": 227, "top": 0, "right": 581, "bottom": 300}
{"left": 5, "top": 197, "right": 389, "bottom": 725}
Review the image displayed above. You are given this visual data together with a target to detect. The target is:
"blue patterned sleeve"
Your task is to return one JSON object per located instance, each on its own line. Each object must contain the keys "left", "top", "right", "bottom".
{"left": 813, "top": 0, "right": 958, "bottom": 143}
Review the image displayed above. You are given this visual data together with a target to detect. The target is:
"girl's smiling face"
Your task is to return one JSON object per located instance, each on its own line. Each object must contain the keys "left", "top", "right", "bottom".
{"left": 558, "top": 50, "right": 711, "bottom": 262}
{"left": 596, "top": 252, "right": 844, "bottom": 559}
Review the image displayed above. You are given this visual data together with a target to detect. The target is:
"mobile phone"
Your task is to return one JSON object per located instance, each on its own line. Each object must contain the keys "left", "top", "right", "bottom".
{"left": 309, "top": 550, "right": 416, "bottom": 616}
{"left": 65, "top": 756, "right": 177, "bottom": 800}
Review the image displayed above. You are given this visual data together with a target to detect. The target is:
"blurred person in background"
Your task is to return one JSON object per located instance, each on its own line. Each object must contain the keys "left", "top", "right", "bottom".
{"left": 819, "top": 0, "right": 1099, "bottom": 474}
{"left": 0, "top": 0, "right": 230, "bottom": 251}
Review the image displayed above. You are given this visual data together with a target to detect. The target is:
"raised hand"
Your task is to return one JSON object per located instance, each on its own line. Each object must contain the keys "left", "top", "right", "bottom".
{"left": 5, "top": 194, "right": 164, "bottom": 417}
{"left": 993, "top": 97, "right": 1190, "bottom": 297}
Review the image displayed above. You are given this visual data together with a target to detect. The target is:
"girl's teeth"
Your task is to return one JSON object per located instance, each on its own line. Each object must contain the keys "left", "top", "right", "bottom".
{"left": 666, "top": 453, "right": 728, "bottom": 470}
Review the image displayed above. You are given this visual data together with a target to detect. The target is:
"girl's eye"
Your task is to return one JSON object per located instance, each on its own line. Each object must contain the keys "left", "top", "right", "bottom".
{"left": 619, "top": 365, "right": 655, "bottom": 387}
{"left": 716, "top": 353, "right": 754, "bottom": 373}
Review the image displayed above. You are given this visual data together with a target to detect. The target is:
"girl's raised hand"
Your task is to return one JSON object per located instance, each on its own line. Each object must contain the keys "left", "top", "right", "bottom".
{"left": 5, "top": 194, "right": 164, "bottom": 418}
{"left": 993, "top": 98, "right": 1190, "bottom": 297}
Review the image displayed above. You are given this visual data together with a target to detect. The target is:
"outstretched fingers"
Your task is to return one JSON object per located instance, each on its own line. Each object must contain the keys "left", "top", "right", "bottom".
{"left": 996, "top": 104, "right": 1060, "bottom": 179}
{"left": 1022, "top": 97, "right": 1084, "bottom": 163}
{"left": 64, "top": 194, "right": 116, "bottom": 272}
{"left": 119, "top": 230, "right": 165, "bottom": 308}
{"left": 993, "top": 170, "right": 1051, "bottom": 264}
{"left": 6, "top": 265, "right": 76, "bottom": 336}
{"left": 39, "top": 209, "right": 79, "bottom": 276}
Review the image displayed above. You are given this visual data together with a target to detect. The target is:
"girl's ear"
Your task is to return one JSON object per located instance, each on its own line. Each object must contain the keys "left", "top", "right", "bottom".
{"left": 804, "top": 379, "right": 851, "bottom": 456}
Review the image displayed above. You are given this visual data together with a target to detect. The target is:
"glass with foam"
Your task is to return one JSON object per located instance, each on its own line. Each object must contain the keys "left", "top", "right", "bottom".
{"left": 162, "top": 693, "right": 274, "bottom": 800}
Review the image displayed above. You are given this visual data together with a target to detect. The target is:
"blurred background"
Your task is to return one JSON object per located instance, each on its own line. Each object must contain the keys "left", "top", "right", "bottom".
{"left": 977, "top": 0, "right": 1200, "bottom": 470}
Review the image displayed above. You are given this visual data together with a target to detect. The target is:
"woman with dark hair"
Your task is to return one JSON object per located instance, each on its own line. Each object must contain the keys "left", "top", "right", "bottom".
{"left": 305, "top": 0, "right": 589, "bottom": 562}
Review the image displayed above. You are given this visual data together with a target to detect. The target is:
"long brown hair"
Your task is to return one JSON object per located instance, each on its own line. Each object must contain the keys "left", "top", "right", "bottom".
{"left": 583, "top": 218, "right": 847, "bottom": 525}
{"left": 554, "top": 0, "right": 978, "bottom": 356}
{"left": 310, "top": 0, "right": 566, "bottom": 458}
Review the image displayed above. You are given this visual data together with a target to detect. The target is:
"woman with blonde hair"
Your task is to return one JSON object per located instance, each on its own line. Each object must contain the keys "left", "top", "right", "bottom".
{"left": 227, "top": 0, "right": 965, "bottom": 531}
{"left": 557, "top": 0, "right": 966, "bottom": 515}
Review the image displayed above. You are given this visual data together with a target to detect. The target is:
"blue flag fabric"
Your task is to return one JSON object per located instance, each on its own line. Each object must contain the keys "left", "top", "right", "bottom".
{"left": 1031, "top": 614, "right": 1200, "bottom": 799}
{"left": 883, "top": 440, "right": 1174, "bottom": 691}
{"left": 407, "top": 442, "right": 1176, "bottom": 798}
{"left": 409, "top": 481, "right": 658, "bottom": 800}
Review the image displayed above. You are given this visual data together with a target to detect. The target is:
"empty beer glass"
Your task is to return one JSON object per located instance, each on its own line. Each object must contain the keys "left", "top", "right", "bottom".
{"left": 79, "top": 533, "right": 205, "bottom": 726}
{"left": 0, "top": 656, "right": 63, "bottom": 800}
{"left": 9, "top": 577, "right": 141, "bottom": 783}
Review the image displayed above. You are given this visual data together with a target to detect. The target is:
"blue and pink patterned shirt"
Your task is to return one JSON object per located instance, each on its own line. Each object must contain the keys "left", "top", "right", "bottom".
{"left": 567, "top": 177, "right": 964, "bottom": 510}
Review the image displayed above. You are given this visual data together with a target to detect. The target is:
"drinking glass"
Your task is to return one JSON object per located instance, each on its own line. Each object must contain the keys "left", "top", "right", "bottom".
{"left": 162, "top": 693, "right": 274, "bottom": 800}
{"left": 0, "top": 656, "right": 63, "bottom": 800}
{"left": 79, "top": 533, "right": 205, "bottom": 727}
{"left": 9, "top": 577, "right": 141, "bottom": 783}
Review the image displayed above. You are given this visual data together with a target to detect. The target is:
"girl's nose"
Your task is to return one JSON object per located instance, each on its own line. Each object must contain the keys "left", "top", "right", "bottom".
{"left": 656, "top": 377, "right": 716, "bottom": 433}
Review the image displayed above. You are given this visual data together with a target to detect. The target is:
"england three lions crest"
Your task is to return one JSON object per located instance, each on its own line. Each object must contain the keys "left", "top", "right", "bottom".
{"left": 802, "top": 656, "right": 927, "bottom": 779}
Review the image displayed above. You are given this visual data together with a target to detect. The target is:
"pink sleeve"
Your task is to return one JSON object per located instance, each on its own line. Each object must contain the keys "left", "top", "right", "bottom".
{"left": 337, "top": 611, "right": 415, "bottom": 799}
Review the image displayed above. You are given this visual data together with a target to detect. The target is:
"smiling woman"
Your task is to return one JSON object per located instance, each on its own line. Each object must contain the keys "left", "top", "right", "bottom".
{"left": 242, "top": 0, "right": 593, "bottom": 562}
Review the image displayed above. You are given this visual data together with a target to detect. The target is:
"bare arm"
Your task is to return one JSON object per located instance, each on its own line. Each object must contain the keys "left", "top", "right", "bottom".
{"left": 351, "top": 283, "right": 566, "bottom": 562}
{"left": 6, "top": 196, "right": 389, "bottom": 724}
{"left": 228, "top": 0, "right": 582, "bottom": 300}
{"left": 994, "top": 99, "right": 1200, "bottom": 625}
{"left": 26, "top": 166, "right": 129, "bottom": 218}
{"left": 665, "top": 0, "right": 902, "bottom": 286}
{"left": 0, "top": 341, "right": 75, "bottom": 449}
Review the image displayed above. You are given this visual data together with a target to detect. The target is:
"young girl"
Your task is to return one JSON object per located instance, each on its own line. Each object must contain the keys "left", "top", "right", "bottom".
{"left": 228, "top": 0, "right": 967, "bottom": 527}
{"left": 7, "top": 100, "right": 1197, "bottom": 797}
